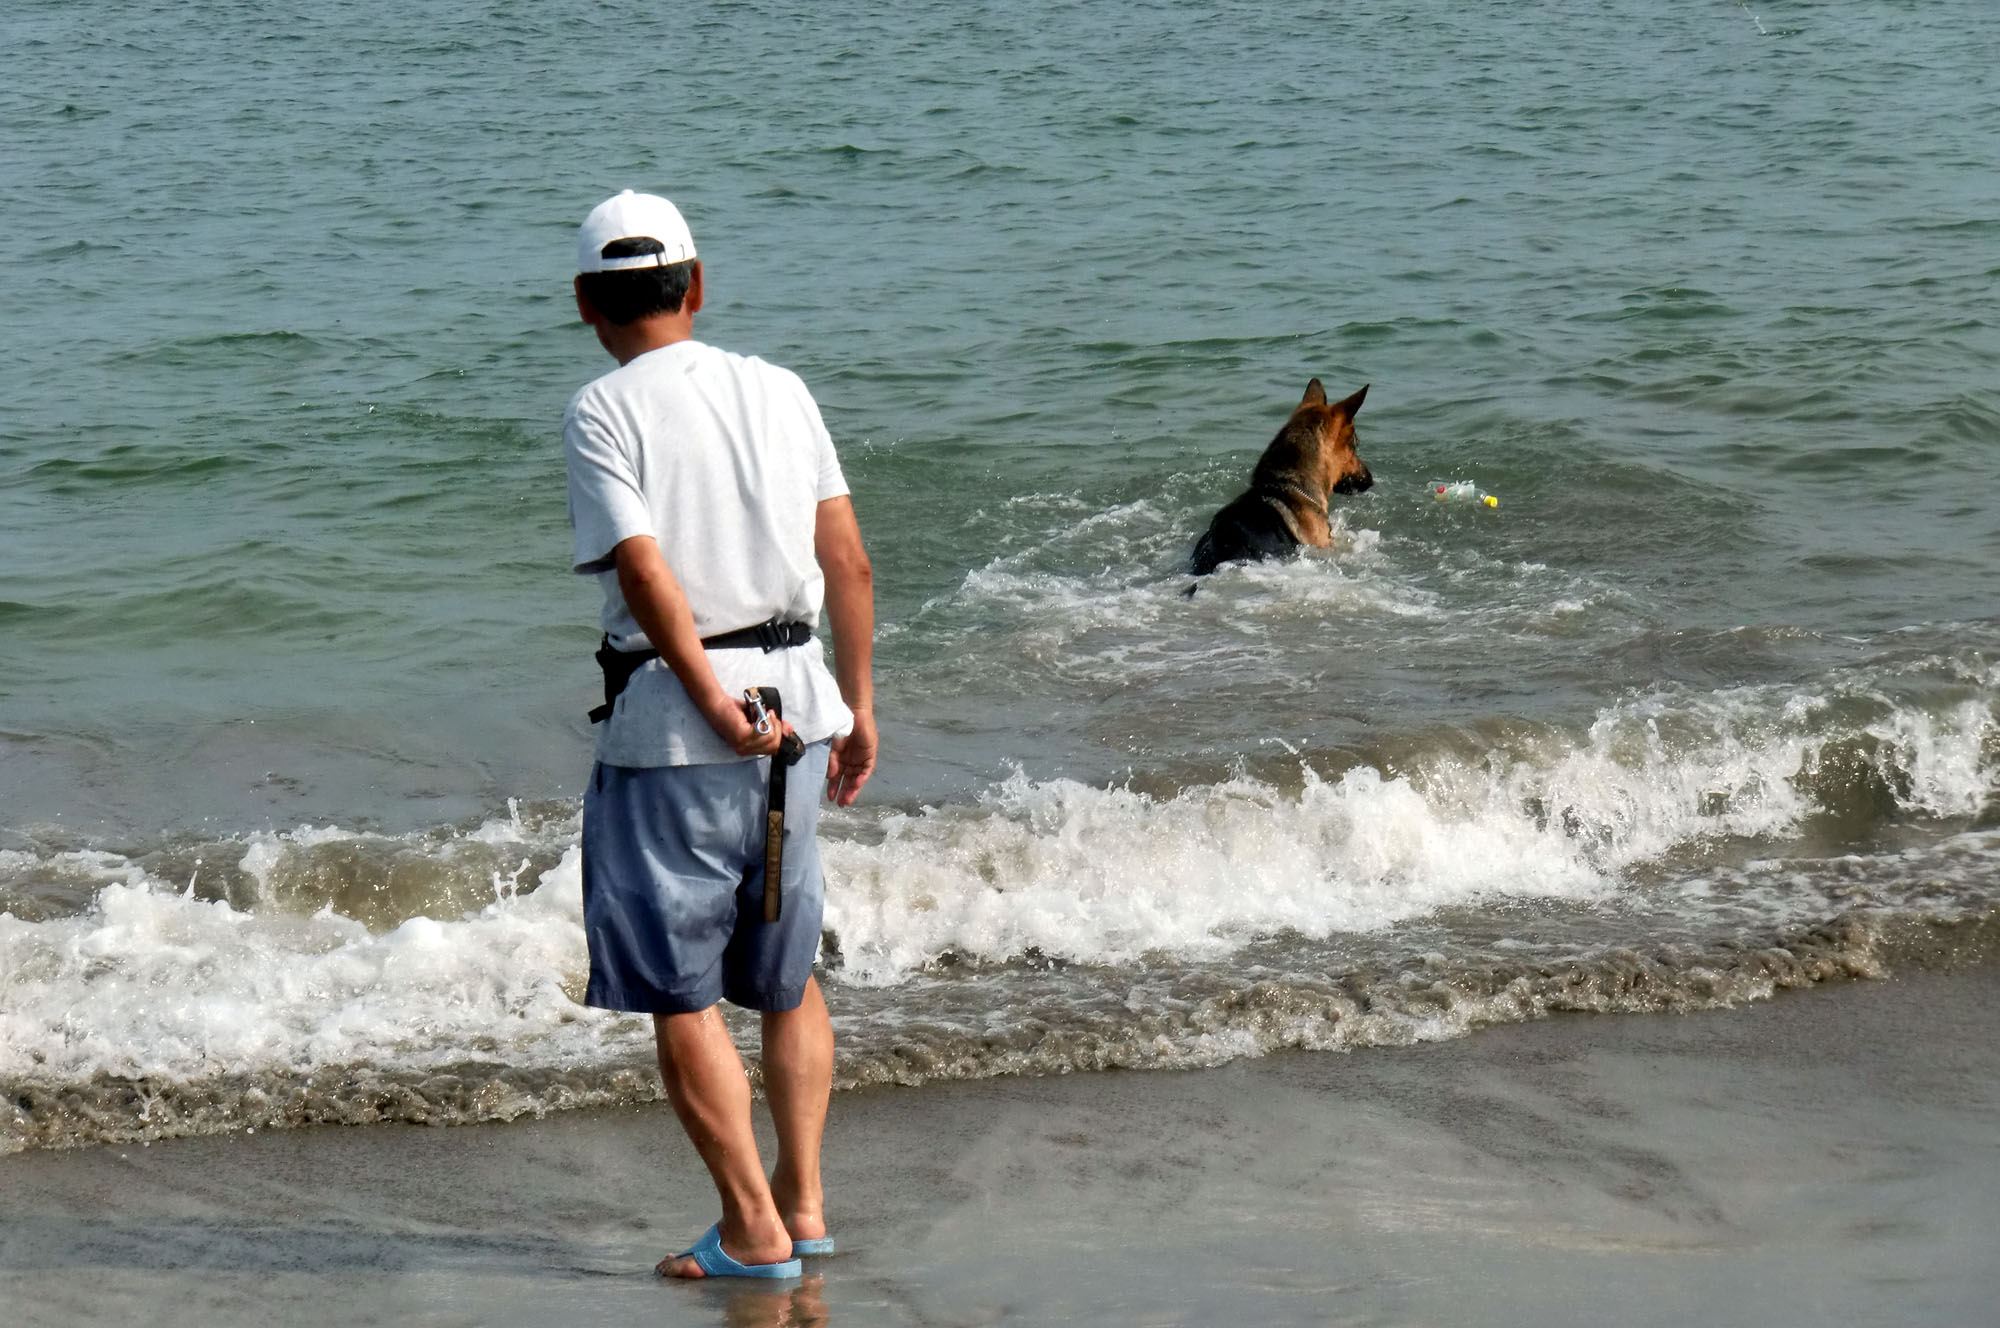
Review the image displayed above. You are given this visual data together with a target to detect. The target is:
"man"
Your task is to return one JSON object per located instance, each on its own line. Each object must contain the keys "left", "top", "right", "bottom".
{"left": 563, "top": 190, "right": 876, "bottom": 1279}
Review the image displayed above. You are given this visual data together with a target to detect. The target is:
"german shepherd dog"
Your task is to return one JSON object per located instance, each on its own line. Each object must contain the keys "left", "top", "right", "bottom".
{"left": 1189, "top": 380, "right": 1373, "bottom": 577}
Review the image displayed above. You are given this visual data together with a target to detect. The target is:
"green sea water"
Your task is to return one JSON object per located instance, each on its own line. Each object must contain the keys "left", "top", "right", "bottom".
{"left": 2, "top": 0, "right": 1999, "bottom": 1150}
{"left": 5, "top": 0, "right": 1995, "bottom": 832}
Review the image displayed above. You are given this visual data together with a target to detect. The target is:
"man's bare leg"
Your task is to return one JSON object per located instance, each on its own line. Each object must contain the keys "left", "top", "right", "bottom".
{"left": 651, "top": 1006, "right": 795, "bottom": 1277}
{"left": 763, "top": 976, "right": 834, "bottom": 1244}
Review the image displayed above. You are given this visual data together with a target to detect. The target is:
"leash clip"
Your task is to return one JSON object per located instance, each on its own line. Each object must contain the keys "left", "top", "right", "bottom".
{"left": 742, "top": 687, "right": 774, "bottom": 735}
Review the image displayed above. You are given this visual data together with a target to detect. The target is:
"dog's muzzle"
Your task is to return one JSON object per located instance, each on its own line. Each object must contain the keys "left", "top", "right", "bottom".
{"left": 1332, "top": 468, "right": 1374, "bottom": 495}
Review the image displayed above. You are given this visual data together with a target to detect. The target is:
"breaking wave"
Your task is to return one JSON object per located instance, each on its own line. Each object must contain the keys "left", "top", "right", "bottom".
{"left": 2, "top": 659, "right": 1995, "bottom": 1153}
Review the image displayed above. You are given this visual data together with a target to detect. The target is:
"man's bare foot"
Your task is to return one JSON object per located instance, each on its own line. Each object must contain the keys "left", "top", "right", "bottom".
{"left": 657, "top": 1250, "right": 704, "bottom": 1279}
{"left": 770, "top": 1172, "right": 826, "bottom": 1245}
{"left": 780, "top": 1208, "right": 827, "bottom": 1246}
{"left": 656, "top": 1220, "right": 797, "bottom": 1278}
{"left": 657, "top": 1252, "right": 708, "bottom": 1278}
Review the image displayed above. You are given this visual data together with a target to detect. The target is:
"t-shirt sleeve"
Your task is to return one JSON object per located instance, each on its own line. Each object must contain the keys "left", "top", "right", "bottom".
{"left": 803, "top": 390, "right": 849, "bottom": 502}
{"left": 564, "top": 399, "right": 654, "bottom": 575}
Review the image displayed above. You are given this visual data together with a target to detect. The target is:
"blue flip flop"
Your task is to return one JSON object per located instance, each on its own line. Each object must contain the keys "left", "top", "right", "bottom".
{"left": 670, "top": 1223, "right": 803, "bottom": 1279}
{"left": 792, "top": 1235, "right": 836, "bottom": 1257}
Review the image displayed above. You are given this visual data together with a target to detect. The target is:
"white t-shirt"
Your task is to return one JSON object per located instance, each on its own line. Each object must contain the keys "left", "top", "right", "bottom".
{"left": 564, "top": 339, "right": 854, "bottom": 767}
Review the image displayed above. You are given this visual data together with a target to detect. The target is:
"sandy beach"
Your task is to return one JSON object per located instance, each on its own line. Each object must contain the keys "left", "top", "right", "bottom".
{"left": 4, "top": 961, "right": 1995, "bottom": 1327}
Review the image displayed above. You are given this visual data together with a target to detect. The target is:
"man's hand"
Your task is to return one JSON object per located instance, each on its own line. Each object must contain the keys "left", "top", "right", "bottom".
{"left": 695, "top": 690, "right": 794, "bottom": 759}
{"left": 826, "top": 707, "right": 876, "bottom": 807}
{"left": 816, "top": 495, "right": 876, "bottom": 808}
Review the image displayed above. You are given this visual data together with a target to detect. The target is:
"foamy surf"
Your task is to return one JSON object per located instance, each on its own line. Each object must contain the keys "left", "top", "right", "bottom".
{"left": 3, "top": 662, "right": 1993, "bottom": 1153}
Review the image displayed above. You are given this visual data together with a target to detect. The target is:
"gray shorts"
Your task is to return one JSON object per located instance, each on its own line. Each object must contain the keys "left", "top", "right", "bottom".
{"left": 580, "top": 742, "right": 830, "bottom": 1015}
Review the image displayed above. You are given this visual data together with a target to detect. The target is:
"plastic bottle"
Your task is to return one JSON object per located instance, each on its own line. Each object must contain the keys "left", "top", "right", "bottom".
{"left": 1431, "top": 480, "right": 1498, "bottom": 508}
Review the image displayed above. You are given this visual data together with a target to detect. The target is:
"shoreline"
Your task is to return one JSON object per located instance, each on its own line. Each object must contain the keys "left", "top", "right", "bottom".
{"left": 4, "top": 960, "right": 1996, "bottom": 1326}
{"left": 16, "top": 905, "right": 1994, "bottom": 1158}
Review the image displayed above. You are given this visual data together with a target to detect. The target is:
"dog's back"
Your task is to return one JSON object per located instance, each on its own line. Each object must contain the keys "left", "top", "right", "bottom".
{"left": 1190, "top": 492, "right": 1302, "bottom": 576}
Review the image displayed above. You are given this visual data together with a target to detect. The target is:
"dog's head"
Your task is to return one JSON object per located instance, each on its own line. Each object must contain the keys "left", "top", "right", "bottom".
{"left": 1257, "top": 379, "right": 1373, "bottom": 498}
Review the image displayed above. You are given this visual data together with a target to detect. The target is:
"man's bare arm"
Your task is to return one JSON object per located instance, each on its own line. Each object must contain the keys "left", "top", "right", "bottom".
{"left": 611, "top": 534, "right": 783, "bottom": 757}
{"left": 815, "top": 495, "right": 876, "bottom": 806}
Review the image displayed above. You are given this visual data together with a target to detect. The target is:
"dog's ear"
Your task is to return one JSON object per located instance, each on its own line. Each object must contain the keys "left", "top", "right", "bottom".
{"left": 1301, "top": 378, "right": 1328, "bottom": 408}
{"left": 1335, "top": 383, "right": 1369, "bottom": 416}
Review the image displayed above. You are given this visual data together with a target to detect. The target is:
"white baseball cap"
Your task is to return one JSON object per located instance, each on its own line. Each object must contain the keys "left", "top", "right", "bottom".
{"left": 577, "top": 190, "right": 697, "bottom": 273}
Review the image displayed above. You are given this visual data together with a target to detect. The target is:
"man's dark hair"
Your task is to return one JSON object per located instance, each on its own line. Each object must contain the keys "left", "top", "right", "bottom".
{"left": 578, "top": 238, "right": 695, "bottom": 324}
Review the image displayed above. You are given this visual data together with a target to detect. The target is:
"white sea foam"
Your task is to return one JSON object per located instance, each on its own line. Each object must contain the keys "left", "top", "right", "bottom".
{"left": 823, "top": 678, "right": 1995, "bottom": 984}
{"left": 0, "top": 847, "right": 639, "bottom": 1087}
{"left": 912, "top": 486, "right": 1649, "bottom": 706}
{"left": 0, "top": 672, "right": 1991, "bottom": 1121}
{"left": 909, "top": 507, "right": 1444, "bottom": 691}
{"left": 822, "top": 765, "right": 1603, "bottom": 986}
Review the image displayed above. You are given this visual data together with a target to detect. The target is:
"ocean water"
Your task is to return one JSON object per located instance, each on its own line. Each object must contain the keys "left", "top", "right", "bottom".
{"left": 3, "top": 0, "right": 1997, "bottom": 1151}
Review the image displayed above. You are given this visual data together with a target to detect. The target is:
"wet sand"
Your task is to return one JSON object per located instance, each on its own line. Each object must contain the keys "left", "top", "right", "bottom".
{"left": 4, "top": 963, "right": 1996, "bottom": 1327}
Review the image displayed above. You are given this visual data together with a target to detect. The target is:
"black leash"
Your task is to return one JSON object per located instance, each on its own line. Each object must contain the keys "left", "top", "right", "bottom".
{"left": 744, "top": 687, "right": 806, "bottom": 922}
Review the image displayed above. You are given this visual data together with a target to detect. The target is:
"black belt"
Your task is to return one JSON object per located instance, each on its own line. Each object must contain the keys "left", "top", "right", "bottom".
{"left": 588, "top": 619, "right": 812, "bottom": 724}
